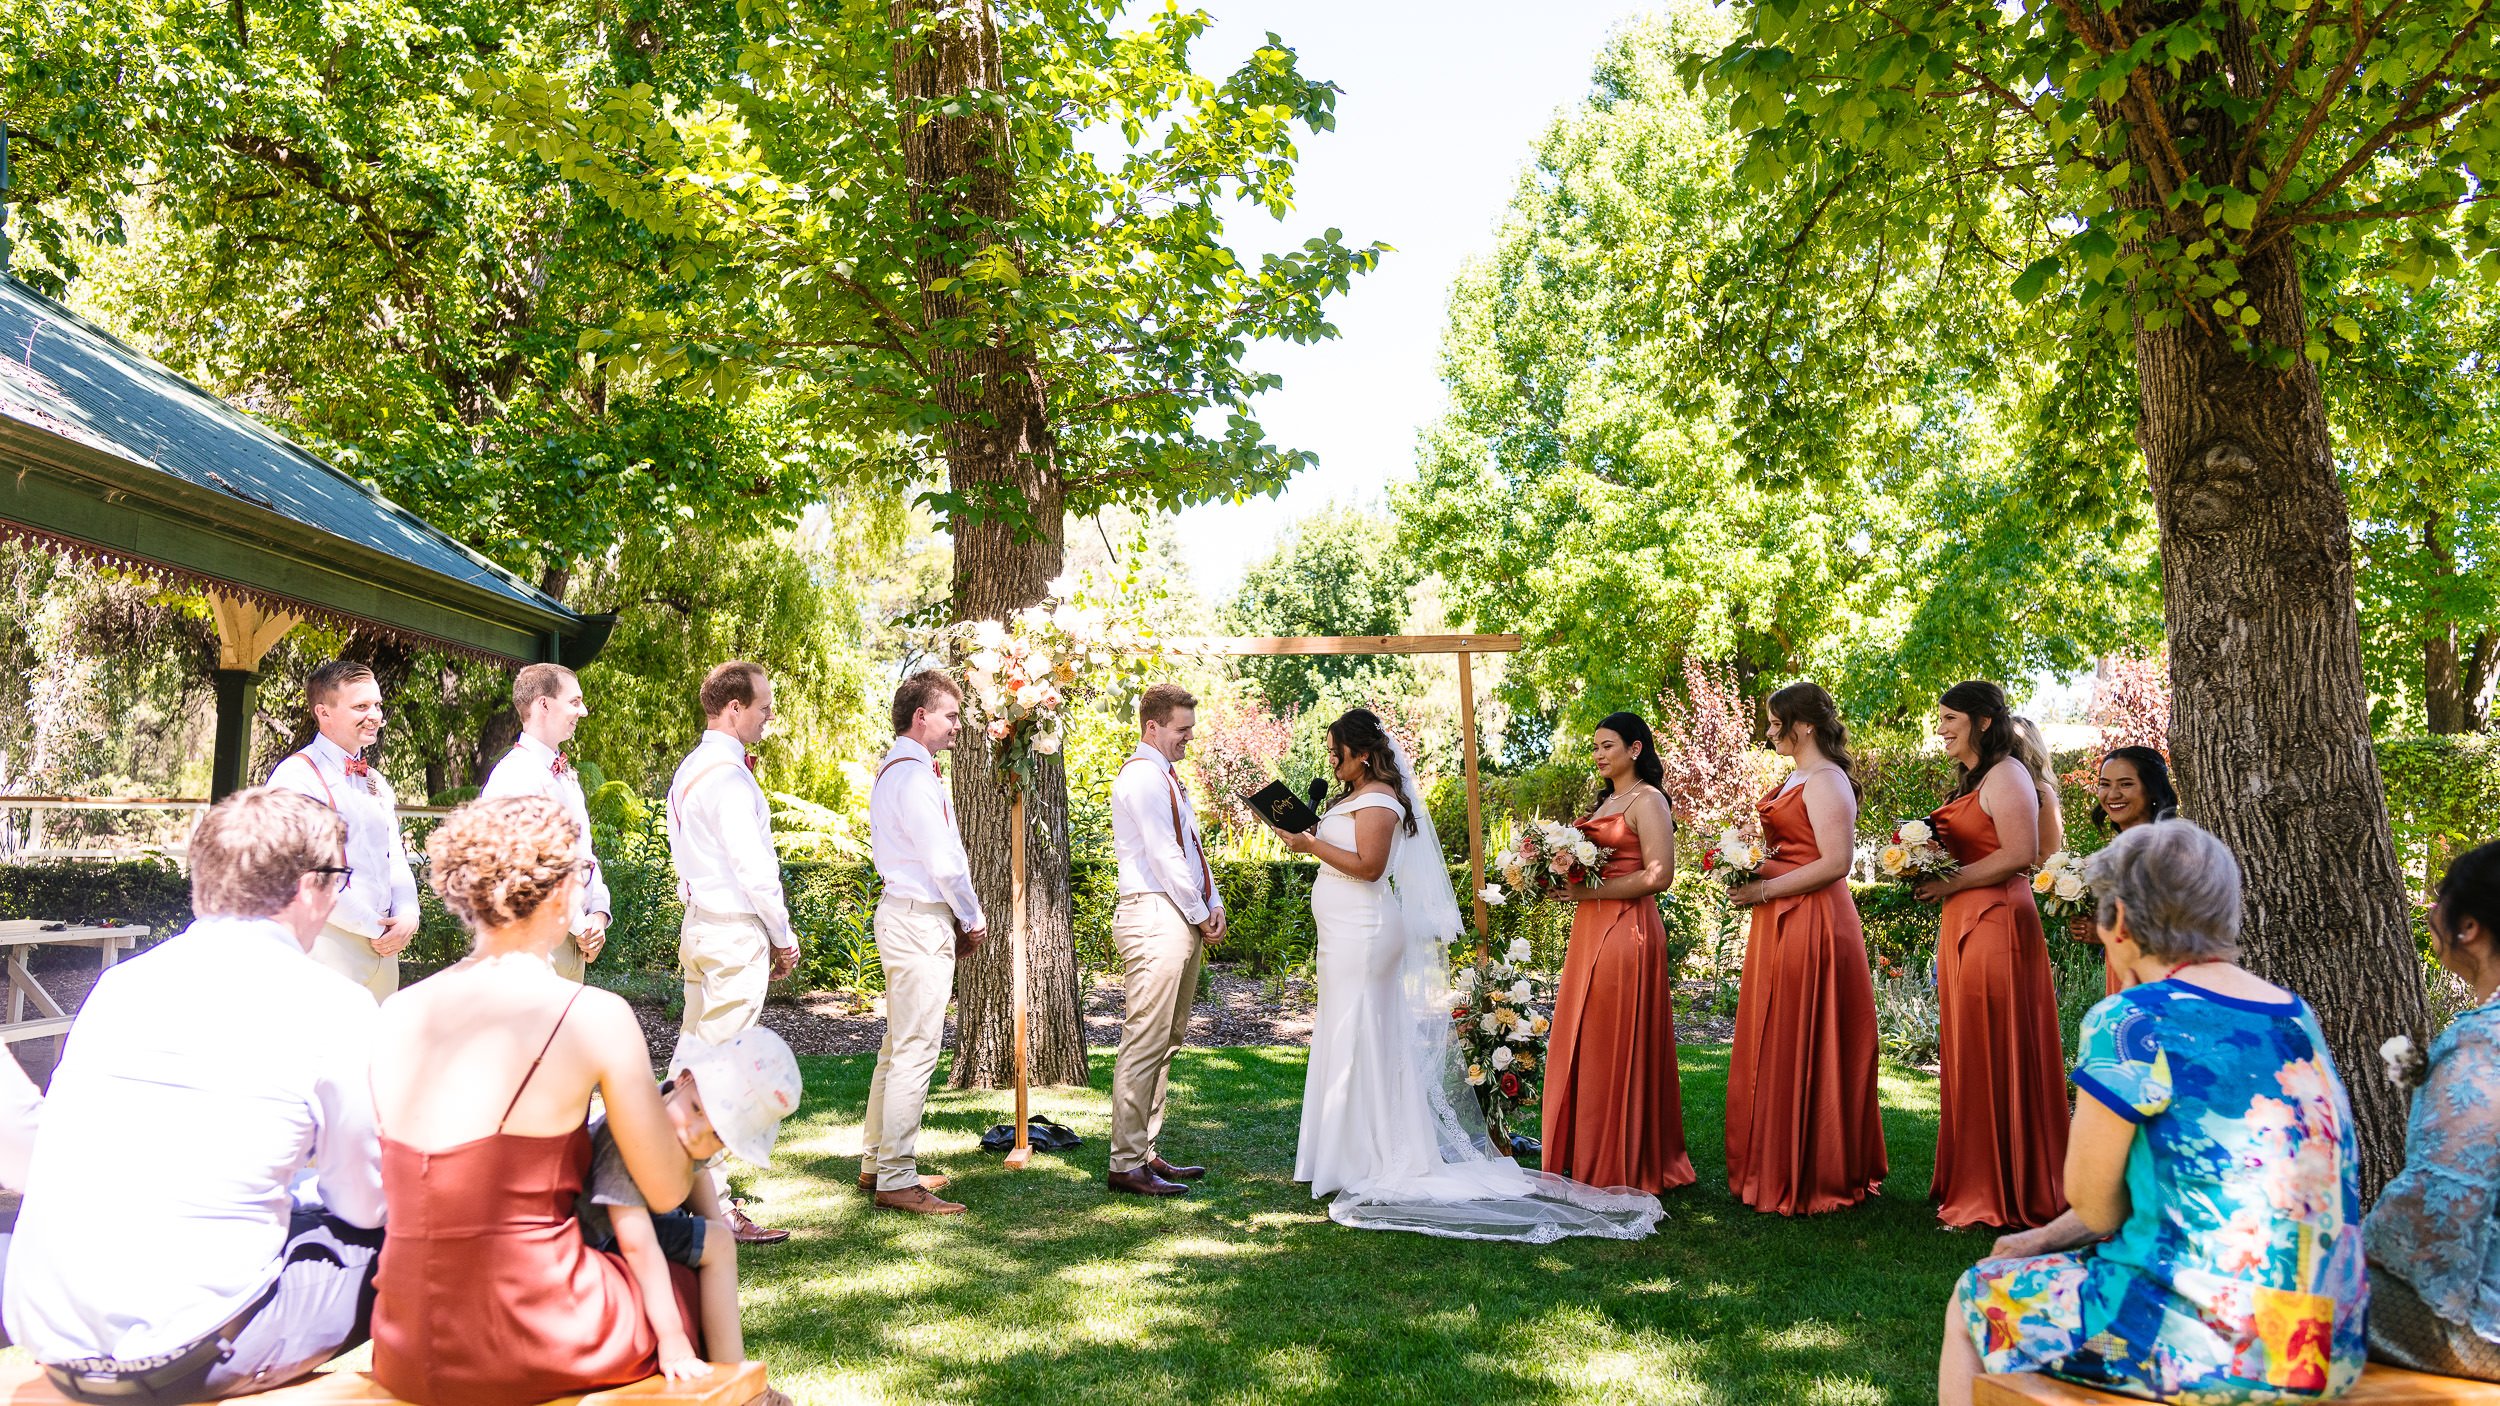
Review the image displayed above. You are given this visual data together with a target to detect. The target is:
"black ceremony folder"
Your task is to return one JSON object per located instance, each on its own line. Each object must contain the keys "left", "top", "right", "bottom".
{"left": 1245, "top": 780, "right": 1322, "bottom": 833}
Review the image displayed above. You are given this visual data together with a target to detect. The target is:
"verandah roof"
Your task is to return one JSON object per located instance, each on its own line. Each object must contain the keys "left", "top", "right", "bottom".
{"left": 0, "top": 275, "right": 606, "bottom": 665}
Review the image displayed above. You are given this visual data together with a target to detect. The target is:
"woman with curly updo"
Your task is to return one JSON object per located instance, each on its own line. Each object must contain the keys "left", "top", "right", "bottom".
{"left": 367, "top": 797, "right": 711, "bottom": 1404}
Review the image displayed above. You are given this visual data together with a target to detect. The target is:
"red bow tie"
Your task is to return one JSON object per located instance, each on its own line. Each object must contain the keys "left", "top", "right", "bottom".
{"left": 551, "top": 754, "right": 571, "bottom": 777}
{"left": 342, "top": 756, "right": 371, "bottom": 778}
{"left": 743, "top": 753, "right": 757, "bottom": 773}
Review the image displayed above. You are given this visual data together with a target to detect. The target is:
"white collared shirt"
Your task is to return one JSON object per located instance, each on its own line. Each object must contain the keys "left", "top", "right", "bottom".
{"left": 1112, "top": 744, "right": 1221, "bottom": 925}
{"left": 264, "top": 733, "right": 418, "bottom": 937}
{"left": 479, "top": 732, "right": 611, "bottom": 926}
{"left": 868, "top": 736, "right": 984, "bottom": 930}
{"left": 4, "top": 916, "right": 384, "bottom": 1363}
{"left": 665, "top": 730, "right": 795, "bottom": 950}
{"left": 0, "top": 1048, "right": 39, "bottom": 1191}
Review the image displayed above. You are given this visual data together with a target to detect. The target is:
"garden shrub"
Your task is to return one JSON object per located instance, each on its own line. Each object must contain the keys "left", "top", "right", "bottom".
{"left": 0, "top": 858, "right": 191, "bottom": 936}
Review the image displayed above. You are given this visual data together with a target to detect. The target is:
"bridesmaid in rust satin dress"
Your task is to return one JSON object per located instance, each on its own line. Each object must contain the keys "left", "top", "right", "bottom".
{"left": 370, "top": 799, "right": 711, "bottom": 1405}
{"left": 1918, "top": 681, "right": 2068, "bottom": 1230}
{"left": 1724, "top": 682, "right": 1886, "bottom": 1215}
{"left": 1543, "top": 711, "right": 1696, "bottom": 1196}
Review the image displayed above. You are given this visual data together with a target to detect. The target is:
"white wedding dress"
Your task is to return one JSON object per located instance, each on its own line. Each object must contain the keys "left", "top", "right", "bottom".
{"left": 1293, "top": 748, "right": 1663, "bottom": 1242}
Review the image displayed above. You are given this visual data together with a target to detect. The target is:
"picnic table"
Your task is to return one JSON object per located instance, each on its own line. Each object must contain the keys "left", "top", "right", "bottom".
{"left": 0, "top": 919, "right": 148, "bottom": 1046}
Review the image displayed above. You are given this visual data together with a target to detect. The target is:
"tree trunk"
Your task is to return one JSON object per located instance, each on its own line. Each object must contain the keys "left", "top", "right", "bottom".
{"left": 890, "top": 0, "right": 1087, "bottom": 1087}
{"left": 2422, "top": 516, "right": 2494, "bottom": 734}
{"left": 2132, "top": 234, "right": 2425, "bottom": 1198}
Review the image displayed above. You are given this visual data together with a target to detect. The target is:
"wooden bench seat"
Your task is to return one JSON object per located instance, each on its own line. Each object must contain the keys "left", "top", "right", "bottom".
{"left": 1977, "top": 1365, "right": 2500, "bottom": 1403}
{"left": 0, "top": 1360, "right": 768, "bottom": 1405}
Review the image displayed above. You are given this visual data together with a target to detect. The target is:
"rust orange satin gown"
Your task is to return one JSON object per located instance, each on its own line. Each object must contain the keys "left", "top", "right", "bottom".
{"left": 1724, "top": 783, "right": 1887, "bottom": 1215}
{"left": 1541, "top": 810, "right": 1696, "bottom": 1196}
{"left": 1929, "top": 788, "right": 2069, "bottom": 1230}
{"left": 372, "top": 1125, "right": 701, "bottom": 1405}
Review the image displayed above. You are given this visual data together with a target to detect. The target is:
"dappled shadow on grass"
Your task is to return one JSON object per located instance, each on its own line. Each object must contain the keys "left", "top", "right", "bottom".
{"left": 740, "top": 1048, "right": 1995, "bottom": 1405}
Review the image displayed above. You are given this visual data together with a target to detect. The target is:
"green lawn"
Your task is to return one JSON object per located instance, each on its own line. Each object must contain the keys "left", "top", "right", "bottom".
{"left": 737, "top": 1045, "right": 1986, "bottom": 1405}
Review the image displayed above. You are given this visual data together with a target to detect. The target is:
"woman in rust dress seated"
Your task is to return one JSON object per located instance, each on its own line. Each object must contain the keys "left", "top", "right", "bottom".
{"left": 1725, "top": 681, "right": 1886, "bottom": 1215}
{"left": 1916, "top": 680, "right": 2068, "bottom": 1230}
{"left": 1543, "top": 711, "right": 1695, "bottom": 1196}
{"left": 368, "top": 797, "right": 714, "bottom": 1406}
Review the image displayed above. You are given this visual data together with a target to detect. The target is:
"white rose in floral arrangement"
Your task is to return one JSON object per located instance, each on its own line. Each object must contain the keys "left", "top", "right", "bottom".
{"left": 1452, "top": 967, "right": 1477, "bottom": 992}
{"left": 972, "top": 619, "right": 1008, "bottom": 649}
{"left": 1491, "top": 1046, "right": 1514, "bottom": 1071}
{"left": 2054, "top": 873, "right": 2086, "bottom": 902}
{"left": 1491, "top": 962, "right": 1514, "bottom": 981}
{"left": 1031, "top": 730, "right": 1063, "bottom": 756}
{"left": 1506, "top": 938, "right": 1533, "bottom": 963}
{"left": 1480, "top": 1013, "right": 1501, "bottom": 1035}
{"left": 1899, "top": 820, "right": 1932, "bottom": 846}
{"left": 1509, "top": 979, "right": 1533, "bottom": 1005}
{"left": 1573, "top": 841, "right": 1600, "bottom": 867}
{"left": 1479, "top": 885, "right": 1509, "bottom": 907}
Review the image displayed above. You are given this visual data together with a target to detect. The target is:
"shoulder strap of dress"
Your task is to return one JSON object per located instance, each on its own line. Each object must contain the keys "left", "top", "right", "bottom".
{"left": 497, "top": 987, "right": 585, "bottom": 1133}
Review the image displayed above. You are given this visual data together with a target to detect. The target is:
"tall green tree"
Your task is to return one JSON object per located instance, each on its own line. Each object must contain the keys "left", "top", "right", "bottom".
{"left": 1224, "top": 508, "right": 1419, "bottom": 714}
{"left": 1691, "top": 0, "right": 2500, "bottom": 1181}
{"left": 1403, "top": 10, "right": 2161, "bottom": 733}
{"left": 463, "top": 0, "right": 1379, "bottom": 1084}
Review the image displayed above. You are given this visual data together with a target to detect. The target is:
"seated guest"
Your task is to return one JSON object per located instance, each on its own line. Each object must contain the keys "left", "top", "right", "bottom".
{"left": 1938, "top": 820, "right": 2366, "bottom": 1405}
{"left": 2365, "top": 839, "right": 2500, "bottom": 1380}
{"left": 4, "top": 788, "right": 386, "bottom": 1403}
{"left": 368, "top": 796, "right": 715, "bottom": 1406}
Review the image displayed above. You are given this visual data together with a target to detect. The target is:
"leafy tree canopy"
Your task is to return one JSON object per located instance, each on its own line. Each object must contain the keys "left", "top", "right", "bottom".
{"left": 1222, "top": 507, "right": 1419, "bottom": 714}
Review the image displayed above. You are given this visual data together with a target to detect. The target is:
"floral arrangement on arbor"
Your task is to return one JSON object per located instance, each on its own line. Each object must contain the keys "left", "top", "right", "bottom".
{"left": 1874, "top": 817, "right": 1958, "bottom": 891}
{"left": 936, "top": 571, "right": 1170, "bottom": 801}
{"left": 1499, "top": 819, "right": 1609, "bottom": 901}
{"left": 1450, "top": 934, "right": 1552, "bottom": 1142}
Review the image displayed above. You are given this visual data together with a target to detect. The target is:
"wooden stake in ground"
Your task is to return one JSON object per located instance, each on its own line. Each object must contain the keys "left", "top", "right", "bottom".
{"left": 1006, "top": 791, "right": 1032, "bottom": 1170}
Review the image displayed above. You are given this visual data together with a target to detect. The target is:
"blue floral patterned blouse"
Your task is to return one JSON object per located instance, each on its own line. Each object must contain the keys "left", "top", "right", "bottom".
{"left": 2364, "top": 997, "right": 2500, "bottom": 1342}
{"left": 2043, "top": 982, "right": 2365, "bottom": 1398}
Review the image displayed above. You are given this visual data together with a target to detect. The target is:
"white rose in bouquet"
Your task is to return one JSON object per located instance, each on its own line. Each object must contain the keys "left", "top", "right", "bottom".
{"left": 2053, "top": 873, "right": 2086, "bottom": 902}
{"left": 1480, "top": 1013, "right": 1502, "bottom": 1035}
{"left": 1505, "top": 937, "right": 1533, "bottom": 963}
{"left": 1479, "top": 885, "right": 1509, "bottom": 907}
{"left": 1899, "top": 819, "right": 1932, "bottom": 847}
{"left": 1490, "top": 1046, "right": 1515, "bottom": 1071}
{"left": 1509, "top": 979, "right": 1533, "bottom": 1005}
{"left": 1573, "top": 841, "right": 1600, "bottom": 867}
{"left": 1452, "top": 967, "right": 1477, "bottom": 992}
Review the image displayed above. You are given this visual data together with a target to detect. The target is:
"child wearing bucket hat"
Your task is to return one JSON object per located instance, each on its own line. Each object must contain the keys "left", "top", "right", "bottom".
{"left": 577, "top": 1026, "right": 803, "bottom": 1378}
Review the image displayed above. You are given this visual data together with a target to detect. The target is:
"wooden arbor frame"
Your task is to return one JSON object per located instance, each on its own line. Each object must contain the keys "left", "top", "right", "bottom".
{"left": 1000, "top": 631, "right": 1523, "bottom": 1168}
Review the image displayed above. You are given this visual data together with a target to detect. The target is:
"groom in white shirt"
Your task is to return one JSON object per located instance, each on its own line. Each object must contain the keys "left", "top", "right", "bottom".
{"left": 861, "top": 671, "right": 985, "bottom": 1216}
{"left": 1106, "top": 683, "right": 1224, "bottom": 1197}
{"left": 478, "top": 663, "right": 609, "bottom": 982}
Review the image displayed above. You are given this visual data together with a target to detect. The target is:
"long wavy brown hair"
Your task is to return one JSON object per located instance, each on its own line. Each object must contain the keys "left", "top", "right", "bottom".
{"left": 1940, "top": 679, "right": 2018, "bottom": 799}
{"left": 1325, "top": 708, "right": 1418, "bottom": 836}
{"left": 1766, "top": 681, "right": 1860, "bottom": 795}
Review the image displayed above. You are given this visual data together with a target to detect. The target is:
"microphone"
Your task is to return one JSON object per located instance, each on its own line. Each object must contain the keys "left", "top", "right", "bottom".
{"left": 1307, "top": 777, "right": 1330, "bottom": 813}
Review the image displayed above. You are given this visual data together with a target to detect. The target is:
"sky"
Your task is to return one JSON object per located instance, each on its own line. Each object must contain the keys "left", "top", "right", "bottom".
{"left": 1161, "top": 1, "right": 1661, "bottom": 599}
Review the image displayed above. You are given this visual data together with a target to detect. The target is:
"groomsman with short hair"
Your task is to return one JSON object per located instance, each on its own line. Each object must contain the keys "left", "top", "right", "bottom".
{"left": 860, "top": 670, "right": 985, "bottom": 1217}
{"left": 266, "top": 660, "right": 419, "bottom": 1001}
{"left": 666, "top": 660, "right": 798, "bottom": 1245}
{"left": 479, "top": 662, "right": 610, "bottom": 982}
{"left": 1106, "top": 682, "right": 1224, "bottom": 1197}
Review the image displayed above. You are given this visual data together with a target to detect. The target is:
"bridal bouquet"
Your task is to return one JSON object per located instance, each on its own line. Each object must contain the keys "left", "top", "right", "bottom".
{"left": 1875, "top": 817, "right": 1958, "bottom": 890}
{"left": 2033, "top": 849, "right": 2094, "bottom": 919}
{"left": 1498, "top": 819, "right": 1610, "bottom": 901}
{"left": 1702, "top": 822, "right": 1774, "bottom": 892}
{"left": 1450, "top": 937, "right": 1552, "bottom": 1139}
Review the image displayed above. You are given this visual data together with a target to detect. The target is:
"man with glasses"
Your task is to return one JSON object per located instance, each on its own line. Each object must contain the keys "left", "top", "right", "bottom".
{"left": 480, "top": 663, "right": 611, "bottom": 983}
{"left": 5, "top": 788, "right": 388, "bottom": 1402}
{"left": 266, "top": 659, "right": 420, "bottom": 1001}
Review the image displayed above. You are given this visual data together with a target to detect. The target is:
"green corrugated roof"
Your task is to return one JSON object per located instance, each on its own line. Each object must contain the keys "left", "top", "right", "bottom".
{"left": 0, "top": 276, "right": 600, "bottom": 664}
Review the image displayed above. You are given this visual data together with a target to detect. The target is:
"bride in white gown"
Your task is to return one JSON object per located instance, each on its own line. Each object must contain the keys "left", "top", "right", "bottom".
{"left": 1272, "top": 709, "right": 1661, "bottom": 1242}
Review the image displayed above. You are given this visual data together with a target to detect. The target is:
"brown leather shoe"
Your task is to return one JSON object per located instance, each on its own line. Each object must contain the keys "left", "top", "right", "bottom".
{"left": 874, "top": 1185, "right": 966, "bottom": 1216}
{"left": 725, "top": 1204, "right": 792, "bottom": 1245}
{"left": 1107, "top": 1167, "right": 1189, "bottom": 1197}
{"left": 1148, "top": 1156, "right": 1206, "bottom": 1182}
{"left": 858, "top": 1171, "right": 952, "bottom": 1192}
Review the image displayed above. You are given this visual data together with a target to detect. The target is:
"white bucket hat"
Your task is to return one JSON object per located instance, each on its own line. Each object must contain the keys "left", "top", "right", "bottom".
{"left": 670, "top": 1027, "right": 803, "bottom": 1168}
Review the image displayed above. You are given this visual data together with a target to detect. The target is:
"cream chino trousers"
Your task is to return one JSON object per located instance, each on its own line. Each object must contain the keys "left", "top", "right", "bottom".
{"left": 1109, "top": 893, "right": 1204, "bottom": 1174}
{"left": 679, "top": 907, "right": 772, "bottom": 1047}
{"left": 860, "top": 896, "right": 957, "bottom": 1191}
{"left": 311, "top": 924, "right": 398, "bottom": 1003}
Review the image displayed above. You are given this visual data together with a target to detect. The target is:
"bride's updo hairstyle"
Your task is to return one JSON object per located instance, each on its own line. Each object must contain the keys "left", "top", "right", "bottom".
{"left": 1766, "top": 681, "right": 1860, "bottom": 794}
{"left": 1594, "top": 710, "right": 1666, "bottom": 807}
{"left": 1325, "top": 708, "right": 1419, "bottom": 836}
{"left": 1940, "top": 679, "right": 2019, "bottom": 799}
{"left": 427, "top": 795, "right": 581, "bottom": 931}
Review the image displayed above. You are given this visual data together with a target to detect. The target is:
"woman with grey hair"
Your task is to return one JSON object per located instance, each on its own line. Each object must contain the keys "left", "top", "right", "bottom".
{"left": 1936, "top": 820, "right": 2367, "bottom": 1405}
